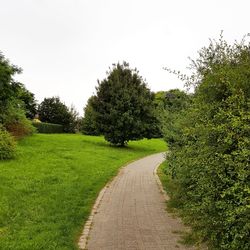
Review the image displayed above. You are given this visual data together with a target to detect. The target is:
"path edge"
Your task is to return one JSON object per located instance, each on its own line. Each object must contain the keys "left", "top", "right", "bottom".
{"left": 153, "top": 152, "right": 169, "bottom": 201}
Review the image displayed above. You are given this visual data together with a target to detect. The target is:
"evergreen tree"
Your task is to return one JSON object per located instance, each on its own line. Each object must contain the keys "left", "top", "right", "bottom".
{"left": 92, "top": 62, "right": 158, "bottom": 146}
{"left": 81, "top": 96, "right": 100, "bottom": 135}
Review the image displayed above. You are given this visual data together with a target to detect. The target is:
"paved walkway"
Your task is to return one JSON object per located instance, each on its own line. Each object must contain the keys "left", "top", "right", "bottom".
{"left": 85, "top": 153, "right": 193, "bottom": 250}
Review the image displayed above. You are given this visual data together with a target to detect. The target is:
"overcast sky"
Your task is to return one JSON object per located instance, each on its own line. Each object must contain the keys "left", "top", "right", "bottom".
{"left": 1, "top": 0, "right": 249, "bottom": 115}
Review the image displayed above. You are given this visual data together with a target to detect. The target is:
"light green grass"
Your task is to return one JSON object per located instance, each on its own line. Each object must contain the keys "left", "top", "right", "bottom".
{"left": 0, "top": 134, "right": 166, "bottom": 250}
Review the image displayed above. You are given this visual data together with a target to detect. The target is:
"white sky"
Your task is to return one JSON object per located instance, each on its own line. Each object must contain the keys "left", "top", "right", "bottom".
{"left": 0, "top": 0, "right": 249, "bottom": 115}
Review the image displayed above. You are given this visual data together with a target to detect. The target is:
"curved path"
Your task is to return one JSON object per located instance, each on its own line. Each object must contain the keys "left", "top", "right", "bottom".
{"left": 83, "top": 153, "right": 193, "bottom": 250}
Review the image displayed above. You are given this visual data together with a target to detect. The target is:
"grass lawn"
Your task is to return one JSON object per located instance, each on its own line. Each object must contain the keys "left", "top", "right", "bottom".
{"left": 0, "top": 134, "right": 166, "bottom": 250}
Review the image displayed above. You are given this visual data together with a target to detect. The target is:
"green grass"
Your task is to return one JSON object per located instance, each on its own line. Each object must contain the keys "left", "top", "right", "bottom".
{"left": 157, "top": 160, "right": 183, "bottom": 213}
{"left": 0, "top": 134, "right": 166, "bottom": 250}
{"left": 157, "top": 161, "right": 169, "bottom": 192}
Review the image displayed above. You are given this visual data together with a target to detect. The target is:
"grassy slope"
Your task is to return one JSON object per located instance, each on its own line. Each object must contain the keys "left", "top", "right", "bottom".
{"left": 0, "top": 134, "right": 166, "bottom": 250}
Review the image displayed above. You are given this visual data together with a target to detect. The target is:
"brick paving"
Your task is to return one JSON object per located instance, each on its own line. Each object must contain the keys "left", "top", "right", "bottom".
{"left": 86, "top": 153, "right": 194, "bottom": 250}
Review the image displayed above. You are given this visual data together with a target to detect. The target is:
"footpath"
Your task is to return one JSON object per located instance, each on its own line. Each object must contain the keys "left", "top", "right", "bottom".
{"left": 79, "top": 153, "right": 194, "bottom": 250}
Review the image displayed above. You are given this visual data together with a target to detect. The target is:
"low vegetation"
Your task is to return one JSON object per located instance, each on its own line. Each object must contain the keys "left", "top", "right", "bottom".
{"left": 0, "top": 126, "right": 16, "bottom": 160}
{"left": 32, "top": 121, "right": 64, "bottom": 134}
{"left": 0, "top": 134, "right": 166, "bottom": 249}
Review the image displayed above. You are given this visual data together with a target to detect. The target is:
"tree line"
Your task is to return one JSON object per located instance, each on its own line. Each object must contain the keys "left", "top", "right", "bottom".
{"left": 0, "top": 55, "right": 163, "bottom": 159}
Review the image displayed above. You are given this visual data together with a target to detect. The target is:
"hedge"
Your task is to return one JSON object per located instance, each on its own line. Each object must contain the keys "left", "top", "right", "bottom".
{"left": 163, "top": 36, "right": 250, "bottom": 249}
{"left": 32, "top": 122, "right": 63, "bottom": 133}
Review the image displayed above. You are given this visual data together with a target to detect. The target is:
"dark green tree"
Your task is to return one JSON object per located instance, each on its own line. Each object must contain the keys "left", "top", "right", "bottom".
{"left": 0, "top": 52, "right": 35, "bottom": 138}
{"left": 81, "top": 96, "right": 100, "bottom": 135}
{"left": 15, "top": 83, "right": 37, "bottom": 119}
{"left": 160, "top": 89, "right": 192, "bottom": 147}
{"left": 92, "top": 62, "right": 158, "bottom": 145}
{"left": 153, "top": 89, "right": 192, "bottom": 140}
{"left": 0, "top": 52, "right": 22, "bottom": 124}
{"left": 68, "top": 105, "right": 80, "bottom": 133}
{"left": 38, "top": 97, "right": 76, "bottom": 132}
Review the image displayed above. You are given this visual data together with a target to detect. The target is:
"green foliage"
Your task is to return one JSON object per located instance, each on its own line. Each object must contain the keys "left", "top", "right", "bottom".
{"left": 0, "top": 52, "right": 22, "bottom": 119}
{"left": 15, "top": 83, "right": 37, "bottom": 119}
{"left": 32, "top": 122, "right": 64, "bottom": 133}
{"left": 0, "top": 134, "right": 165, "bottom": 249}
{"left": 38, "top": 97, "right": 78, "bottom": 133}
{"left": 68, "top": 105, "right": 81, "bottom": 133}
{"left": 81, "top": 96, "right": 100, "bottom": 135}
{"left": 0, "top": 52, "right": 35, "bottom": 139}
{"left": 164, "top": 35, "right": 250, "bottom": 249}
{"left": 154, "top": 89, "right": 192, "bottom": 145}
{"left": 3, "top": 98, "right": 35, "bottom": 138}
{"left": 92, "top": 62, "right": 158, "bottom": 145}
{"left": 0, "top": 52, "right": 22, "bottom": 125}
{"left": 0, "top": 126, "right": 16, "bottom": 160}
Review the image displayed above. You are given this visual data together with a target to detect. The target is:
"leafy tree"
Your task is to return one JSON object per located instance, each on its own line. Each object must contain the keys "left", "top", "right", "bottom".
{"left": 0, "top": 52, "right": 22, "bottom": 124}
{"left": 15, "top": 83, "right": 37, "bottom": 119}
{"left": 154, "top": 89, "right": 192, "bottom": 140}
{"left": 92, "top": 62, "right": 158, "bottom": 145}
{"left": 161, "top": 89, "right": 192, "bottom": 147}
{"left": 0, "top": 52, "right": 34, "bottom": 138}
{"left": 38, "top": 97, "right": 77, "bottom": 133}
{"left": 0, "top": 125, "right": 16, "bottom": 159}
{"left": 81, "top": 96, "right": 100, "bottom": 135}
{"left": 164, "top": 34, "right": 250, "bottom": 249}
{"left": 68, "top": 105, "right": 80, "bottom": 133}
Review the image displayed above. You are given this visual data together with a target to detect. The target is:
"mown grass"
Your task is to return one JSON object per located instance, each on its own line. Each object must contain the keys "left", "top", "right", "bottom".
{"left": 0, "top": 134, "right": 166, "bottom": 250}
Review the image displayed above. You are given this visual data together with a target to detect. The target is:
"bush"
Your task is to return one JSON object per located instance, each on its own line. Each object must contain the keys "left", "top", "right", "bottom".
{"left": 164, "top": 35, "right": 250, "bottom": 249}
{"left": 2, "top": 98, "right": 35, "bottom": 138}
{"left": 0, "top": 126, "right": 16, "bottom": 160}
{"left": 33, "top": 122, "right": 63, "bottom": 133}
{"left": 6, "top": 119, "right": 35, "bottom": 139}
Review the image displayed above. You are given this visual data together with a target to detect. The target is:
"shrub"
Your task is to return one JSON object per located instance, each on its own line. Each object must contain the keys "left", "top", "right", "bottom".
{"left": 0, "top": 126, "right": 16, "bottom": 160}
{"left": 6, "top": 119, "right": 35, "bottom": 139}
{"left": 32, "top": 122, "right": 63, "bottom": 133}
{"left": 4, "top": 104, "right": 35, "bottom": 139}
{"left": 164, "top": 35, "right": 250, "bottom": 249}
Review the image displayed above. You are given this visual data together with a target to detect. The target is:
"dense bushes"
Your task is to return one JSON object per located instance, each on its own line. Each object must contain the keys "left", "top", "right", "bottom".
{"left": 164, "top": 35, "right": 250, "bottom": 249}
{"left": 32, "top": 122, "right": 63, "bottom": 133}
{"left": 4, "top": 104, "right": 35, "bottom": 138}
{"left": 0, "top": 126, "right": 16, "bottom": 160}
